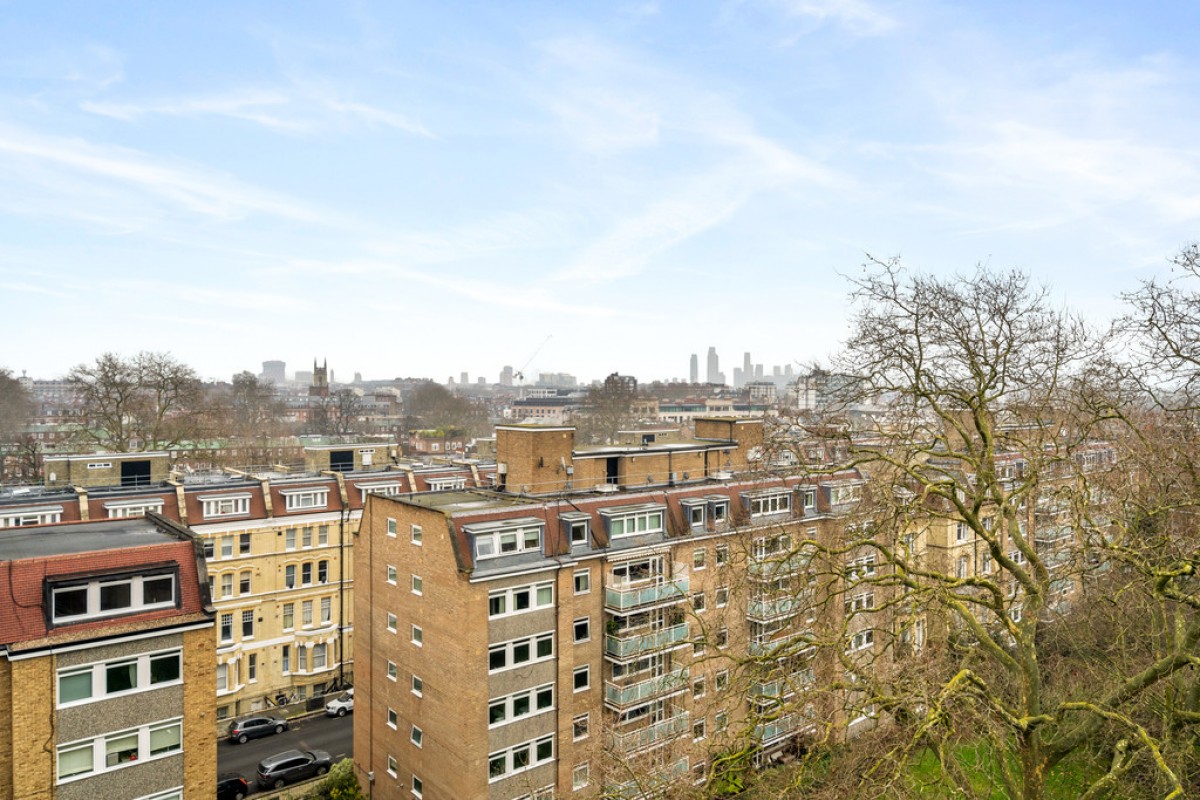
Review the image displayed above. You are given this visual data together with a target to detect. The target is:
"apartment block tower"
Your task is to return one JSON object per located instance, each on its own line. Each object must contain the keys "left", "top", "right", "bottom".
{"left": 353, "top": 419, "right": 877, "bottom": 800}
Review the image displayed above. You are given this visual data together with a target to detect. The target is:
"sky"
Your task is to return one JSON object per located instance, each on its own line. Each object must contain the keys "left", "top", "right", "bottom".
{"left": 2, "top": 1, "right": 1199, "bottom": 385}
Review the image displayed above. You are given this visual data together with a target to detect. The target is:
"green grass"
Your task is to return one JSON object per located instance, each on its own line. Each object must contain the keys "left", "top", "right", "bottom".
{"left": 907, "top": 744, "right": 1096, "bottom": 799}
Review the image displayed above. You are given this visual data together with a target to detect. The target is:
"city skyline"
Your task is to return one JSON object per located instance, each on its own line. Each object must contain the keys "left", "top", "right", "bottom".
{"left": 2, "top": 2, "right": 1199, "bottom": 381}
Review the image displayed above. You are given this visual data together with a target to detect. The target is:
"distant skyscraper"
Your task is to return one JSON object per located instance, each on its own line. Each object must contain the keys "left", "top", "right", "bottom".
{"left": 261, "top": 360, "right": 286, "bottom": 384}
{"left": 500, "top": 366, "right": 514, "bottom": 386}
{"left": 689, "top": 354, "right": 698, "bottom": 384}
{"left": 706, "top": 347, "right": 719, "bottom": 384}
{"left": 461, "top": 371, "right": 469, "bottom": 386}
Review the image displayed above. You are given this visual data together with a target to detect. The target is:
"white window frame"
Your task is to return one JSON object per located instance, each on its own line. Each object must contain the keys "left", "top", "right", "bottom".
{"left": 469, "top": 519, "right": 545, "bottom": 560}
{"left": 200, "top": 494, "right": 251, "bottom": 519}
{"left": 56, "top": 717, "right": 183, "bottom": 785}
{"left": 281, "top": 488, "right": 330, "bottom": 512}
{"left": 57, "top": 649, "right": 183, "bottom": 708}
{"left": 0, "top": 505, "right": 64, "bottom": 528}
{"left": 746, "top": 490, "right": 791, "bottom": 517}
{"left": 488, "top": 683, "right": 554, "bottom": 728}
{"left": 602, "top": 504, "right": 666, "bottom": 538}
{"left": 105, "top": 499, "right": 165, "bottom": 519}
{"left": 51, "top": 573, "right": 176, "bottom": 624}
{"left": 489, "top": 632, "right": 554, "bottom": 673}
{"left": 487, "top": 735, "right": 555, "bottom": 783}
{"left": 488, "top": 581, "right": 554, "bottom": 618}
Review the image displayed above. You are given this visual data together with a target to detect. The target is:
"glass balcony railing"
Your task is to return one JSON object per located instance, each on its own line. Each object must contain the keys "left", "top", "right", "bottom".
{"left": 605, "top": 576, "right": 690, "bottom": 612}
{"left": 605, "top": 623, "right": 690, "bottom": 659}
{"left": 751, "top": 670, "right": 814, "bottom": 700}
{"left": 753, "top": 712, "right": 803, "bottom": 743}
{"left": 749, "top": 631, "right": 813, "bottom": 658}
{"left": 746, "top": 595, "right": 804, "bottom": 621}
{"left": 748, "top": 553, "right": 810, "bottom": 578}
{"left": 611, "top": 711, "right": 690, "bottom": 753}
{"left": 604, "top": 667, "right": 689, "bottom": 708}
{"left": 605, "top": 757, "right": 690, "bottom": 799}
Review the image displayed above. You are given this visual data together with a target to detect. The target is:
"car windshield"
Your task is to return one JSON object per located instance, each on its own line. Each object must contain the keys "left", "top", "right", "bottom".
{"left": 338, "top": 692, "right": 352, "bottom": 702}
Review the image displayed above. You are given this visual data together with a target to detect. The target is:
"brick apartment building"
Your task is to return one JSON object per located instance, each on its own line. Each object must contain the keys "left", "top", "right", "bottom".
{"left": 0, "top": 514, "right": 216, "bottom": 800}
{"left": 353, "top": 419, "right": 881, "bottom": 800}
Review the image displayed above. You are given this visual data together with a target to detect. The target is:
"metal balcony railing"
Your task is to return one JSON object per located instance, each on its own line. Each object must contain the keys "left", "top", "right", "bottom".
{"left": 605, "top": 623, "right": 690, "bottom": 659}
{"left": 605, "top": 576, "right": 690, "bottom": 612}
{"left": 604, "top": 667, "right": 689, "bottom": 709}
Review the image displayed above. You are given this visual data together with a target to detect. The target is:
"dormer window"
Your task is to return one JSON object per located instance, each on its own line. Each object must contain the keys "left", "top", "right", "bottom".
{"left": 200, "top": 494, "right": 250, "bottom": 519}
{"left": 360, "top": 482, "right": 402, "bottom": 500}
{"left": 681, "top": 499, "right": 706, "bottom": 530}
{"left": 281, "top": 488, "right": 329, "bottom": 512}
{"left": 467, "top": 518, "right": 545, "bottom": 560}
{"left": 560, "top": 512, "right": 591, "bottom": 547}
{"left": 427, "top": 476, "right": 467, "bottom": 491}
{"left": 744, "top": 490, "right": 790, "bottom": 517}
{"left": 49, "top": 570, "right": 177, "bottom": 625}
{"left": 601, "top": 504, "right": 666, "bottom": 538}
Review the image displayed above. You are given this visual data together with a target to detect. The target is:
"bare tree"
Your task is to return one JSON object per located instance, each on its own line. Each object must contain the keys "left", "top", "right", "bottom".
{"left": 67, "top": 352, "right": 203, "bottom": 451}
{"left": 0, "top": 369, "right": 32, "bottom": 479}
{"left": 310, "top": 388, "right": 365, "bottom": 437}
{"left": 406, "top": 381, "right": 487, "bottom": 437}
{"left": 217, "top": 371, "right": 289, "bottom": 439}
{"left": 578, "top": 373, "right": 638, "bottom": 444}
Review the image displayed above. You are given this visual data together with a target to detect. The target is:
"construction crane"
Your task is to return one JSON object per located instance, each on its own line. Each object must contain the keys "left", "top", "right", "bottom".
{"left": 514, "top": 334, "right": 552, "bottom": 386}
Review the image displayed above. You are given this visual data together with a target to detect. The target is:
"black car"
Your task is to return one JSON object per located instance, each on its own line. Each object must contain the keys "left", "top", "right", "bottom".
{"left": 257, "top": 749, "right": 333, "bottom": 789}
{"left": 228, "top": 715, "right": 288, "bottom": 744}
{"left": 217, "top": 774, "right": 250, "bottom": 800}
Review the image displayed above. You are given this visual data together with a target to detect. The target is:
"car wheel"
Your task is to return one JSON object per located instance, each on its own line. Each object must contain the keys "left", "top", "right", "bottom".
{"left": 273, "top": 778, "right": 286, "bottom": 790}
{"left": 337, "top": 708, "right": 347, "bottom": 717}
{"left": 317, "top": 765, "right": 329, "bottom": 776}
{"left": 235, "top": 792, "right": 246, "bottom": 800}
{"left": 274, "top": 724, "right": 284, "bottom": 734}
{"left": 237, "top": 734, "right": 248, "bottom": 744}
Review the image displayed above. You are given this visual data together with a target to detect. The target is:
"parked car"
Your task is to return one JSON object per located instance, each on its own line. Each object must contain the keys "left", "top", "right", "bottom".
{"left": 217, "top": 774, "right": 250, "bottom": 799}
{"left": 256, "top": 749, "right": 333, "bottom": 790}
{"left": 228, "top": 715, "right": 288, "bottom": 744}
{"left": 325, "top": 688, "right": 354, "bottom": 717}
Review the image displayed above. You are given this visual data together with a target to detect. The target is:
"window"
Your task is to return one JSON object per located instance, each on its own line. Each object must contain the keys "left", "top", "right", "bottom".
{"left": 573, "top": 764, "right": 590, "bottom": 791}
{"left": 239, "top": 533, "right": 251, "bottom": 555}
{"left": 685, "top": 501, "right": 706, "bottom": 529}
{"left": 693, "top": 548, "right": 707, "bottom": 570}
{"left": 850, "top": 629, "right": 875, "bottom": 651}
{"left": 715, "top": 669, "right": 729, "bottom": 691}
{"left": 411, "top": 524, "right": 423, "bottom": 545}
{"left": 239, "top": 571, "right": 252, "bottom": 595}
{"left": 302, "top": 562, "right": 313, "bottom": 585}
{"left": 847, "top": 555, "right": 877, "bottom": 580}
{"left": 362, "top": 482, "right": 403, "bottom": 500}
{"left": 715, "top": 544, "right": 729, "bottom": 566}
{"left": 488, "top": 582, "right": 553, "bottom": 618}
{"left": 410, "top": 726, "right": 424, "bottom": 747}
{"left": 574, "top": 569, "right": 590, "bottom": 595}
{"left": 411, "top": 625, "right": 423, "bottom": 646}
{"left": 56, "top": 719, "right": 184, "bottom": 784}
{"left": 203, "top": 539, "right": 215, "bottom": 559}
{"left": 201, "top": 494, "right": 250, "bottom": 519}
{"left": 845, "top": 592, "right": 875, "bottom": 614}
{"left": 282, "top": 489, "right": 329, "bottom": 511}
{"left": 573, "top": 713, "right": 589, "bottom": 740}
{"left": 692, "top": 591, "right": 706, "bottom": 613}
{"left": 694, "top": 641, "right": 706, "bottom": 657}
{"left": 387, "top": 565, "right": 398, "bottom": 585}
{"left": 411, "top": 774, "right": 423, "bottom": 798}
{"left": 319, "top": 525, "right": 329, "bottom": 546}
{"left": 220, "top": 536, "right": 234, "bottom": 559}
{"left": 692, "top": 675, "right": 706, "bottom": 699}
{"left": 57, "top": 650, "right": 183, "bottom": 707}
{"left": 285, "top": 565, "right": 296, "bottom": 589}
{"left": 303, "top": 600, "right": 313, "bottom": 627}
{"left": 220, "top": 613, "right": 233, "bottom": 642}
{"left": 981, "top": 551, "right": 993, "bottom": 573}
{"left": 302, "top": 527, "right": 313, "bottom": 548}
{"left": 567, "top": 517, "right": 589, "bottom": 545}
{"left": 573, "top": 665, "right": 590, "bottom": 692}
{"left": 1010, "top": 549, "right": 1028, "bottom": 565}
{"left": 386, "top": 660, "right": 397, "bottom": 681}
{"left": 489, "top": 633, "right": 553, "bottom": 672}
{"left": 489, "top": 684, "right": 554, "bottom": 727}
{"left": 412, "top": 675, "right": 423, "bottom": 696}
{"left": 428, "top": 476, "right": 467, "bottom": 491}
{"left": 248, "top": 654, "right": 257, "bottom": 682}
{"left": 1, "top": 505, "right": 63, "bottom": 527}
{"left": 469, "top": 519, "right": 545, "bottom": 559}
{"left": 216, "top": 664, "right": 228, "bottom": 692}
{"left": 801, "top": 488, "right": 817, "bottom": 510}
{"left": 747, "top": 491, "right": 790, "bottom": 516}
{"left": 715, "top": 711, "right": 728, "bottom": 732}
{"left": 603, "top": 504, "right": 666, "bottom": 537}
{"left": 221, "top": 574, "right": 233, "bottom": 598}
{"left": 716, "top": 586, "right": 729, "bottom": 607}
{"left": 709, "top": 498, "right": 730, "bottom": 524}
{"left": 105, "top": 499, "right": 165, "bottom": 519}
{"left": 286, "top": 528, "right": 297, "bottom": 550}
{"left": 313, "top": 643, "right": 328, "bottom": 669}
{"left": 693, "top": 719, "right": 707, "bottom": 741}
{"left": 298, "top": 647, "right": 308, "bottom": 671}
{"left": 573, "top": 617, "right": 590, "bottom": 643}
{"left": 386, "top": 613, "right": 397, "bottom": 633}
{"left": 282, "top": 646, "right": 291, "bottom": 674}
{"left": 716, "top": 627, "right": 728, "bottom": 647}
{"left": 283, "top": 603, "right": 294, "bottom": 630}
{"left": 411, "top": 575, "right": 423, "bottom": 595}
{"left": 956, "top": 555, "right": 969, "bottom": 579}
{"left": 955, "top": 521, "right": 968, "bottom": 542}
{"left": 829, "top": 484, "right": 862, "bottom": 505}
{"left": 386, "top": 756, "right": 398, "bottom": 778}
{"left": 488, "top": 736, "right": 555, "bottom": 782}
{"left": 242, "top": 610, "right": 254, "bottom": 638}
{"left": 386, "top": 518, "right": 397, "bottom": 538}
{"left": 387, "top": 708, "right": 398, "bottom": 729}
{"left": 318, "top": 560, "right": 328, "bottom": 583}
{"left": 51, "top": 568, "right": 176, "bottom": 623}
{"left": 321, "top": 596, "right": 332, "bottom": 624}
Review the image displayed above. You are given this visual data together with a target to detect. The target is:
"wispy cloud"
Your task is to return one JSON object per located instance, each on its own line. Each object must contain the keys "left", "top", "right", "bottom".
{"left": 764, "top": 0, "right": 898, "bottom": 36}
{"left": 82, "top": 89, "right": 308, "bottom": 132}
{"left": 0, "top": 124, "right": 327, "bottom": 223}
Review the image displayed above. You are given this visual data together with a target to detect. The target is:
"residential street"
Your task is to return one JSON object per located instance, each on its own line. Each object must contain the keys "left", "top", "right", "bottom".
{"left": 218, "top": 712, "right": 353, "bottom": 790}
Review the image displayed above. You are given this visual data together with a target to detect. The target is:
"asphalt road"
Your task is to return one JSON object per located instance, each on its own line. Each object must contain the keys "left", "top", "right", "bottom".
{"left": 218, "top": 712, "right": 353, "bottom": 791}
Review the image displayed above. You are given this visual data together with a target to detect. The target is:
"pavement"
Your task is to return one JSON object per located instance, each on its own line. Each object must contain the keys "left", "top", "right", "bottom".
{"left": 218, "top": 711, "right": 353, "bottom": 792}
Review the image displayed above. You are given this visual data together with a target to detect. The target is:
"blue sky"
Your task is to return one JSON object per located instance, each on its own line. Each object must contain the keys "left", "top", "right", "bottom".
{"left": 2, "top": 1, "right": 1198, "bottom": 385}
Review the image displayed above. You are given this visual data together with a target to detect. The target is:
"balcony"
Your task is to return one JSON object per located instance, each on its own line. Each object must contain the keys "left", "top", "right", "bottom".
{"left": 746, "top": 595, "right": 805, "bottom": 622}
{"left": 605, "top": 667, "right": 689, "bottom": 709}
{"left": 605, "top": 576, "right": 690, "bottom": 613}
{"left": 604, "top": 757, "right": 690, "bottom": 799}
{"left": 753, "top": 712, "right": 804, "bottom": 744}
{"left": 751, "top": 670, "right": 813, "bottom": 701}
{"left": 610, "top": 711, "right": 690, "bottom": 754}
{"left": 606, "top": 623, "right": 690, "bottom": 659}
{"left": 748, "top": 552, "right": 810, "bottom": 579}
{"left": 749, "top": 630, "right": 813, "bottom": 659}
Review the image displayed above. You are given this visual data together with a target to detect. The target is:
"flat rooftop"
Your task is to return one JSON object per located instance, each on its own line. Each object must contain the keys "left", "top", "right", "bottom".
{"left": 388, "top": 490, "right": 536, "bottom": 515}
{"left": 0, "top": 517, "right": 181, "bottom": 561}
